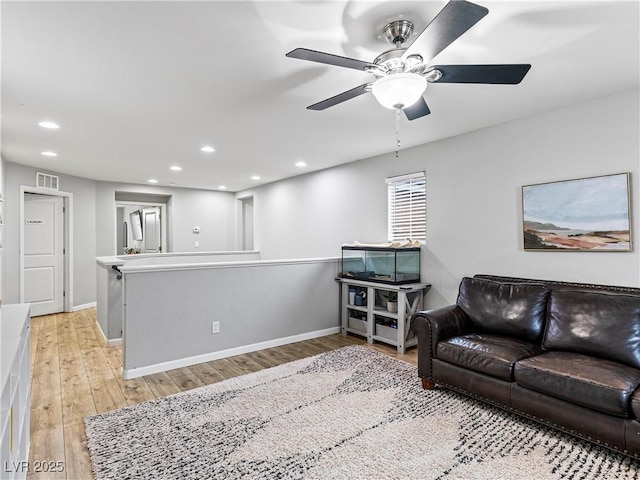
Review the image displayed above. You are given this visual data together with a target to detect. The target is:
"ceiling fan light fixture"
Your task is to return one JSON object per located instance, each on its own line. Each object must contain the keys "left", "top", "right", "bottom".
{"left": 371, "top": 73, "right": 427, "bottom": 110}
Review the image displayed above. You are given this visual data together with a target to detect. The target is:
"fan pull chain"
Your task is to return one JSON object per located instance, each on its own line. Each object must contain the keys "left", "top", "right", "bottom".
{"left": 395, "top": 107, "right": 401, "bottom": 158}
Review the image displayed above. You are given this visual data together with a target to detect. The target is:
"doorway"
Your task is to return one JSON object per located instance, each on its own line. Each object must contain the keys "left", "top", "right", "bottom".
{"left": 20, "top": 188, "right": 73, "bottom": 316}
{"left": 238, "top": 196, "right": 254, "bottom": 250}
{"left": 115, "top": 201, "right": 167, "bottom": 254}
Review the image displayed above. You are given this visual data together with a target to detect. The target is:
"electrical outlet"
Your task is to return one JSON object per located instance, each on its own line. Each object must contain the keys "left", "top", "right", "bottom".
{"left": 211, "top": 321, "right": 220, "bottom": 334}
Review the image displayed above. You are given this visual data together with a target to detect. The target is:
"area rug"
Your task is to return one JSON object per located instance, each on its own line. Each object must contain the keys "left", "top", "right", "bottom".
{"left": 85, "top": 346, "right": 640, "bottom": 479}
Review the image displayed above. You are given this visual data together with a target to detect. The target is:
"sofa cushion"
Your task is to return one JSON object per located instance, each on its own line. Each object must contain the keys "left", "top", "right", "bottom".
{"left": 542, "top": 290, "right": 640, "bottom": 369}
{"left": 437, "top": 333, "right": 543, "bottom": 381}
{"left": 456, "top": 277, "right": 550, "bottom": 343}
{"left": 515, "top": 351, "right": 640, "bottom": 417}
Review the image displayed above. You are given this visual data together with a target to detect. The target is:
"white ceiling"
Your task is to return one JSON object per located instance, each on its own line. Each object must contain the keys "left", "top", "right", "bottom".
{"left": 2, "top": 1, "right": 638, "bottom": 192}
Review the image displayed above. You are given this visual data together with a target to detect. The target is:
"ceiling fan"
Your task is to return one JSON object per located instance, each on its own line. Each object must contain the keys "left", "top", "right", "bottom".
{"left": 286, "top": 0, "right": 531, "bottom": 120}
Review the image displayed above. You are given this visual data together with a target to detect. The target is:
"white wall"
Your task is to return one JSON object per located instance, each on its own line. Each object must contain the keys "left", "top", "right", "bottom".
{"left": 122, "top": 259, "right": 340, "bottom": 378}
{"left": 168, "top": 188, "right": 236, "bottom": 251}
{"left": 240, "top": 165, "right": 389, "bottom": 258}
{"left": 238, "top": 89, "right": 640, "bottom": 308}
{"left": 2, "top": 166, "right": 237, "bottom": 307}
{"left": 2, "top": 90, "right": 638, "bottom": 309}
{"left": 3, "top": 162, "right": 97, "bottom": 307}
{"left": 95, "top": 182, "right": 236, "bottom": 256}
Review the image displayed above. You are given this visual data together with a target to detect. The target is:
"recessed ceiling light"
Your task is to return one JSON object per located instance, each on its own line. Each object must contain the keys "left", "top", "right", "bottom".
{"left": 200, "top": 146, "right": 215, "bottom": 153}
{"left": 38, "top": 121, "right": 60, "bottom": 129}
{"left": 251, "top": 175, "right": 260, "bottom": 180}
{"left": 295, "top": 161, "right": 307, "bottom": 167}
{"left": 41, "top": 151, "right": 57, "bottom": 157}
{"left": 218, "top": 185, "right": 227, "bottom": 190}
{"left": 148, "top": 179, "right": 159, "bottom": 184}
{"left": 170, "top": 166, "right": 182, "bottom": 171}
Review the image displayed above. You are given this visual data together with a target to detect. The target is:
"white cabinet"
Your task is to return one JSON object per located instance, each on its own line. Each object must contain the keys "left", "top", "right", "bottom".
{"left": 1, "top": 304, "right": 31, "bottom": 480}
{"left": 339, "top": 279, "right": 430, "bottom": 353}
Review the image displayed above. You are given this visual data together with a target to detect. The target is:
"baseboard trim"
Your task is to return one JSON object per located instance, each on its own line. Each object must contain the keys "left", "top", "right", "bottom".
{"left": 95, "top": 320, "right": 108, "bottom": 343}
{"left": 94, "top": 314, "right": 123, "bottom": 346}
{"left": 123, "top": 326, "right": 341, "bottom": 380}
{"left": 72, "top": 302, "right": 96, "bottom": 312}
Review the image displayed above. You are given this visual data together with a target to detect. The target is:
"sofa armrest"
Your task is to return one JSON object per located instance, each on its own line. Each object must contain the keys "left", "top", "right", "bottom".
{"left": 410, "top": 305, "right": 471, "bottom": 387}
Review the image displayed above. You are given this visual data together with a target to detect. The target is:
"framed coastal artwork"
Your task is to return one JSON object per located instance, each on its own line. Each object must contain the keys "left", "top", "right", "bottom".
{"left": 522, "top": 173, "right": 631, "bottom": 251}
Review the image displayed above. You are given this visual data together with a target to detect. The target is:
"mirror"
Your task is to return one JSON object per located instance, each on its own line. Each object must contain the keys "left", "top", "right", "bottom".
{"left": 129, "top": 210, "right": 143, "bottom": 241}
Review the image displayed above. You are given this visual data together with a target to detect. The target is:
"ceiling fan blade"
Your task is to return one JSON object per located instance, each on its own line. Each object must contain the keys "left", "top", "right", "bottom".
{"left": 432, "top": 64, "right": 532, "bottom": 84}
{"left": 403, "top": 97, "right": 431, "bottom": 121}
{"left": 307, "top": 84, "right": 371, "bottom": 111}
{"left": 286, "top": 48, "right": 376, "bottom": 71}
{"left": 404, "top": 0, "right": 489, "bottom": 62}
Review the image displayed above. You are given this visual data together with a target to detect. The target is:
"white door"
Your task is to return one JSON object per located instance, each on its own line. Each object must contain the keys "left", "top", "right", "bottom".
{"left": 23, "top": 193, "right": 64, "bottom": 316}
{"left": 142, "top": 207, "right": 161, "bottom": 253}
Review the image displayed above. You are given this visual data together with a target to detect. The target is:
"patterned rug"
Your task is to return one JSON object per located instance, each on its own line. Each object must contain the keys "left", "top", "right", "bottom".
{"left": 85, "top": 346, "right": 640, "bottom": 479}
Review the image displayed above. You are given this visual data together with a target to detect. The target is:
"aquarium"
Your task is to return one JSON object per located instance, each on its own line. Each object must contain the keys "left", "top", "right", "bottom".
{"left": 341, "top": 246, "right": 420, "bottom": 285}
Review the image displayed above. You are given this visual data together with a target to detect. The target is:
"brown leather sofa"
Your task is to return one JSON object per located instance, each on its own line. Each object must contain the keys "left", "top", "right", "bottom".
{"left": 410, "top": 274, "right": 640, "bottom": 457}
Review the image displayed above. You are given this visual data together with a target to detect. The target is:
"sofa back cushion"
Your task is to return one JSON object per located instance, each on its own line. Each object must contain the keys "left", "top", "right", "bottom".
{"left": 456, "top": 277, "right": 550, "bottom": 343}
{"left": 543, "top": 290, "right": 640, "bottom": 369}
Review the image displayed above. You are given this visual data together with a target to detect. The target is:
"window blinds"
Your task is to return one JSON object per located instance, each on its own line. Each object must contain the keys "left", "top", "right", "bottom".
{"left": 386, "top": 172, "right": 426, "bottom": 242}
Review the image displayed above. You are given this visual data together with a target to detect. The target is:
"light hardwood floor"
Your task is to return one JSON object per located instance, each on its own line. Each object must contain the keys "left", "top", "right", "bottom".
{"left": 27, "top": 308, "right": 418, "bottom": 480}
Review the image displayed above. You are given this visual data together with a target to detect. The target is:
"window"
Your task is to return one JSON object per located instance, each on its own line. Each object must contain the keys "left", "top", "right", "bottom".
{"left": 386, "top": 172, "right": 426, "bottom": 242}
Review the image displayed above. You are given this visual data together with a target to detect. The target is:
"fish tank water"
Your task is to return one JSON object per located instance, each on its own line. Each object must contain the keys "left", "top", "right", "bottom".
{"left": 341, "top": 246, "right": 420, "bottom": 285}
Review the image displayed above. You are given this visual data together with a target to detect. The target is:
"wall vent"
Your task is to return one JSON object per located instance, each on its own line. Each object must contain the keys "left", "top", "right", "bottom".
{"left": 36, "top": 172, "right": 59, "bottom": 190}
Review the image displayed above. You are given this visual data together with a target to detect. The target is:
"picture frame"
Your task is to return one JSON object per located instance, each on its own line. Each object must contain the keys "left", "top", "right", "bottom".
{"left": 522, "top": 173, "right": 631, "bottom": 251}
